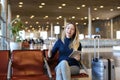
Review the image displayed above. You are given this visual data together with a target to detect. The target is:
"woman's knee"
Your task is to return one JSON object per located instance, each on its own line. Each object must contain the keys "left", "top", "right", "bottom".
{"left": 60, "top": 60, "right": 68, "bottom": 66}
{"left": 56, "top": 60, "right": 69, "bottom": 69}
{"left": 55, "top": 60, "right": 68, "bottom": 70}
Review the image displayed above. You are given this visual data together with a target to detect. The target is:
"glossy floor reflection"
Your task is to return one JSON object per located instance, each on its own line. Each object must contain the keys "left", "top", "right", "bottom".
{"left": 72, "top": 67, "right": 120, "bottom": 80}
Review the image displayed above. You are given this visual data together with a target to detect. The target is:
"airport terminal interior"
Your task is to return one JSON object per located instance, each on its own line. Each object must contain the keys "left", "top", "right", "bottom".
{"left": 0, "top": 0, "right": 120, "bottom": 80}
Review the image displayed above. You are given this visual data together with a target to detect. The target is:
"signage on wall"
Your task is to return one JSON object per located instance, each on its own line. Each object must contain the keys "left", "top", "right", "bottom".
{"left": 95, "top": 27, "right": 100, "bottom": 33}
{"left": 54, "top": 26, "right": 60, "bottom": 34}
{"left": 116, "top": 31, "right": 120, "bottom": 39}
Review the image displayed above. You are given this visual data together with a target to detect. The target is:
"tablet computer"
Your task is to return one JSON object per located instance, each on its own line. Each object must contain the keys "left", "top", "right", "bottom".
{"left": 69, "top": 51, "right": 81, "bottom": 58}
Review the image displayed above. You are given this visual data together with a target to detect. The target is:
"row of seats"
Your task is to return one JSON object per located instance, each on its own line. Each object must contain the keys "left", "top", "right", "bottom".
{"left": 0, "top": 50, "right": 9, "bottom": 80}
{"left": 0, "top": 50, "right": 50, "bottom": 80}
{"left": 0, "top": 50, "right": 88, "bottom": 80}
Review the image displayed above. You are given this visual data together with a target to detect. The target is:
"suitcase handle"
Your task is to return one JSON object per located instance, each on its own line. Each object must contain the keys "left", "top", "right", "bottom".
{"left": 94, "top": 37, "right": 100, "bottom": 59}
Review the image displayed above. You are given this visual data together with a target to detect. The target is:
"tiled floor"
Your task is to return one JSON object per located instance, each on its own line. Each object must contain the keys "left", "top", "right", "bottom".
{"left": 115, "top": 67, "right": 120, "bottom": 80}
{"left": 72, "top": 67, "right": 120, "bottom": 80}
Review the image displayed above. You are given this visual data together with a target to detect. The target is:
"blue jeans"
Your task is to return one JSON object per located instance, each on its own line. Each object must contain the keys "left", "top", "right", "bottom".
{"left": 55, "top": 60, "right": 80, "bottom": 80}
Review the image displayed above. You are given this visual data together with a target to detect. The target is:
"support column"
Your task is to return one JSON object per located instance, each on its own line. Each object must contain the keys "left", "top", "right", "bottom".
{"left": 64, "top": 18, "right": 67, "bottom": 28}
{"left": 50, "top": 23, "right": 53, "bottom": 38}
{"left": 110, "top": 19, "right": 113, "bottom": 39}
{"left": 8, "top": 3, "right": 12, "bottom": 39}
{"left": 1, "top": 0, "right": 8, "bottom": 50}
{"left": 88, "top": 7, "right": 92, "bottom": 38}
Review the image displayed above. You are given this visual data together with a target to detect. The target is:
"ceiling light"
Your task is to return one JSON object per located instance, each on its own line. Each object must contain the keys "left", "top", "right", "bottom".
{"left": 76, "top": 7, "right": 80, "bottom": 9}
{"left": 62, "top": 4, "right": 66, "bottom": 6}
{"left": 56, "top": 22, "right": 59, "bottom": 24}
{"left": 25, "top": 21, "right": 28, "bottom": 24}
{"left": 100, "top": 6, "right": 104, "bottom": 8}
{"left": 43, "top": 16, "right": 48, "bottom": 19}
{"left": 41, "top": 3, "right": 45, "bottom": 5}
{"left": 81, "top": 18, "right": 84, "bottom": 20}
{"left": 46, "top": 25, "right": 49, "bottom": 28}
{"left": 81, "top": 5, "right": 86, "bottom": 7}
{"left": 92, "top": 18, "right": 95, "bottom": 20}
{"left": 76, "top": 22, "right": 78, "bottom": 25}
{"left": 58, "top": 6, "right": 62, "bottom": 9}
{"left": 30, "top": 25, "right": 32, "bottom": 28}
{"left": 96, "top": 17, "right": 99, "bottom": 19}
{"left": 30, "top": 15, "right": 35, "bottom": 19}
{"left": 56, "top": 17, "right": 59, "bottom": 19}
{"left": 59, "top": 16, "right": 62, "bottom": 18}
{"left": 45, "top": 16, "right": 48, "bottom": 18}
{"left": 19, "top": 2, "right": 23, "bottom": 5}
{"left": 84, "top": 17, "right": 88, "bottom": 19}
{"left": 110, "top": 9, "right": 114, "bottom": 11}
{"left": 84, "top": 23, "right": 87, "bottom": 25}
{"left": 32, "top": 28, "right": 34, "bottom": 30}
{"left": 16, "top": 15, "right": 20, "bottom": 18}
{"left": 39, "top": 5, "right": 43, "bottom": 8}
{"left": 36, "top": 21, "right": 39, "bottom": 24}
{"left": 117, "top": 7, "right": 120, "bottom": 9}
{"left": 107, "top": 18, "right": 109, "bottom": 20}
{"left": 27, "top": 30, "right": 30, "bottom": 32}
{"left": 18, "top": 5, "right": 22, "bottom": 7}
{"left": 14, "top": 21, "right": 17, "bottom": 24}
{"left": 46, "top": 22, "right": 49, "bottom": 24}
{"left": 72, "top": 16, "right": 75, "bottom": 19}
{"left": 94, "top": 8, "right": 98, "bottom": 10}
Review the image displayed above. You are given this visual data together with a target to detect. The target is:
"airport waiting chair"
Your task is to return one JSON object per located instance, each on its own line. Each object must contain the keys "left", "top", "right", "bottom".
{"left": 7, "top": 50, "right": 50, "bottom": 80}
{"left": 43, "top": 50, "right": 89, "bottom": 80}
{"left": 0, "top": 50, "right": 10, "bottom": 80}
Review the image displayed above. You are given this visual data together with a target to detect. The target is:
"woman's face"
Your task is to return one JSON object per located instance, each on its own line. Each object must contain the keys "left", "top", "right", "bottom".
{"left": 65, "top": 24, "right": 75, "bottom": 38}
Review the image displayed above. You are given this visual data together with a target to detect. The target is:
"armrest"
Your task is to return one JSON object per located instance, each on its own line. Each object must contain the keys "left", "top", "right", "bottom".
{"left": 44, "top": 58, "right": 53, "bottom": 80}
{"left": 80, "top": 61, "right": 88, "bottom": 74}
{"left": 7, "top": 58, "right": 12, "bottom": 80}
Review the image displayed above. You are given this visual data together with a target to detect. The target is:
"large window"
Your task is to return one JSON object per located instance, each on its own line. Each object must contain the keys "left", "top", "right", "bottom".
{"left": 40, "top": 31, "right": 47, "bottom": 40}
{"left": 0, "top": 29, "right": 1, "bottom": 36}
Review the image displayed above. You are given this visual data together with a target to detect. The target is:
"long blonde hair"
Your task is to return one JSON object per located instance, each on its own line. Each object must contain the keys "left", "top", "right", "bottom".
{"left": 61, "top": 22, "right": 80, "bottom": 50}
